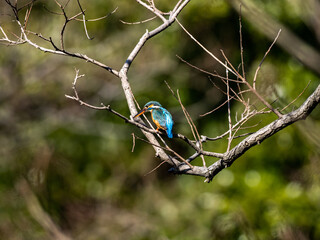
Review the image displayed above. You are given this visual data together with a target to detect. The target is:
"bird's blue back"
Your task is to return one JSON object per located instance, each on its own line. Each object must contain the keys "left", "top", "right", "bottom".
{"left": 152, "top": 108, "right": 174, "bottom": 138}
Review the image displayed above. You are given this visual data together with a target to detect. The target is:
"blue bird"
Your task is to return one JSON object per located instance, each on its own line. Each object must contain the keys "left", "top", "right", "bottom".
{"left": 134, "top": 101, "right": 174, "bottom": 138}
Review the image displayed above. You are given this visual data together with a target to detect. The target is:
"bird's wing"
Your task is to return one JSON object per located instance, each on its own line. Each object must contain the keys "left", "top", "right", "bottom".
{"left": 165, "top": 110, "right": 173, "bottom": 138}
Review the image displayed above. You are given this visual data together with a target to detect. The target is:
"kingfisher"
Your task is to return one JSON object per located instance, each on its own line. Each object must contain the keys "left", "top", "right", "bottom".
{"left": 134, "top": 101, "right": 174, "bottom": 138}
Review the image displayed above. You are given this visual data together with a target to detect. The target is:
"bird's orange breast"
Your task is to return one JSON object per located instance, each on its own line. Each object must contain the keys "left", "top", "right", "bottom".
{"left": 151, "top": 111, "right": 166, "bottom": 130}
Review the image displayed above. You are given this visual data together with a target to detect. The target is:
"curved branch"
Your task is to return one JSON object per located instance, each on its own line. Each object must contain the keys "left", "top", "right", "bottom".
{"left": 224, "top": 84, "right": 320, "bottom": 158}
{"left": 1, "top": 4, "right": 119, "bottom": 76}
{"left": 4, "top": 1, "right": 317, "bottom": 183}
{"left": 120, "top": 0, "right": 191, "bottom": 75}
{"left": 117, "top": 0, "right": 192, "bottom": 171}
{"left": 171, "top": 84, "right": 320, "bottom": 181}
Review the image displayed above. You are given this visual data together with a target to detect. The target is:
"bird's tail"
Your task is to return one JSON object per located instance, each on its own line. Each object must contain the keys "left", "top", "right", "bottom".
{"left": 165, "top": 111, "right": 174, "bottom": 138}
{"left": 166, "top": 129, "right": 173, "bottom": 138}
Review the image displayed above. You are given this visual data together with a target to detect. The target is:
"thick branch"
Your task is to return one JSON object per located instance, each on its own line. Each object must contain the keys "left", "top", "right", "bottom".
{"left": 117, "top": 0, "right": 192, "bottom": 170}
{"left": 172, "top": 84, "right": 320, "bottom": 181}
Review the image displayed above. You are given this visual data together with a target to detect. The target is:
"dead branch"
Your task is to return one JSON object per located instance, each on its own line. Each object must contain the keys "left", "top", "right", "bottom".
{"left": 252, "top": 29, "right": 282, "bottom": 89}
{"left": 0, "top": 2, "right": 119, "bottom": 76}
{"left": 171, "top": 84, "right": 320, "bottom": 182}
{"left": 2, "top": 0, "right": 319, "bottom": 183}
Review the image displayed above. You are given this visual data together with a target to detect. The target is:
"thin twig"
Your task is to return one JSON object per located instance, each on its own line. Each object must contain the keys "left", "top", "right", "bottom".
{"left": 120, "top": 16, "right": 157, "bottom": 25}
{"left": 220, "top": 49, "right": 283, "bottom": 118}
{"left": 144, "top": 160, "right": 167, "bottom": 176}
{"left": 201, "top": 110, "right": 258, "bottom": 142}
{"left": 164, "top": 80, "right": 207, "bottom": 166}
{"left": 226, "top": 62, "right": 233, "bottom": 152}
{"left": 281, "top": 80, "right": 311, "bottom": 111}
{"left": 23, "top": 2, "right": 33, "bottom": 30}
{"left": 176, "top": 55, "right": 243, "bottom": 84}
{"left": 12, "top": 14, "right": 118, "bottom": 75}
{"left": 131, "top": 133, "right": 136, "bottom": 152}
{"left": 178, "top": 15, "right": 283, "bottom": 118}
{"left": 76, "top": 0, "right": 94, "bottom": 40}
{"left": 239, "top": 4, "right": 246, "bottom": 80}
{"left": 18, "top": 0, "right": 39, "bottom": 12}
{"left": 200, "top": 96, "right": 236, "bottom": 117}
{"left": 253, "top": 29, "right": 282, "bottom": 89}
{"left": 135, "top": 136, "right": 193, "bottom": 168}
{"left": 177, "top": 90, "right": 206, "bottom": 167}
{"left": 176, "top": 18, "right": 238, "bottom": 77}
{"left": 136, "top": 0, "right": 166, "bottom": 22}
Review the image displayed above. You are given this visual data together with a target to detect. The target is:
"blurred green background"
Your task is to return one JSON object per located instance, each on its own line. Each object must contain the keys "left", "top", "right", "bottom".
{"left": 0, "top": 0, "right": 320, "bottom": 239}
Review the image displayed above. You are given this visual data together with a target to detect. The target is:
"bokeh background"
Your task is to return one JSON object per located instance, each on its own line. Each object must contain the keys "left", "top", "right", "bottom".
{"left": 0, "top": 0, "right": 320, "bottom": 239}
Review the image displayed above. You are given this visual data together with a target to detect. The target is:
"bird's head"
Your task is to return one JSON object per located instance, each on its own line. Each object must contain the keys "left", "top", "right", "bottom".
{"left": 134, "top": 101, "right": 162, "bottom": 118}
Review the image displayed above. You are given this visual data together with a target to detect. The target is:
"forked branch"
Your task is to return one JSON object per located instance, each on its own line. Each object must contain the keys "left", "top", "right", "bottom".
{"left": 2, "top": 0, "right": 319, "bottom": 183}
{"left": 171, "top": 84, "right": 320, "bottom": 182}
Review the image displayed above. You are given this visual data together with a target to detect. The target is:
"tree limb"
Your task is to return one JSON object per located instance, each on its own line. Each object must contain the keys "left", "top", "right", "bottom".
{"left": 171, "top": 84, "right": 320, "bottom": 182}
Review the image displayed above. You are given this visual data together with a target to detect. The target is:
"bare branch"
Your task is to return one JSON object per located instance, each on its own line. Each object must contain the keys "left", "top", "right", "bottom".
{"left": 239, "top": 4, "right": 246, "bottom": 80}
{"left": 176, "top": 55, "right": 243, "bottom": 84}
{"left": 200, "top": 97, "right": 236, "bottom": 117}
{"left": 131, "top": 133, "right": 136, "bottom": 152}
{"left": 171, "top": 83, "right": 320, "bottom": 181}
{"left": 210, "top": 84, "right": 319, "bottom": 181}
{"left": 178, "top": 15, "right": 283, "bottom": 118}
{"left": 120, "top": 16, "right": 157, "bottom": 25}
{"left": 226, "top": 64, "right": 233, "bottom": 152}
{"left": 76, "top": 0, "right": 94, "bottom": 40}
{"left": 3, "top": 0, "right": 319, "bottom": 183}
{"left": 120, "top": 1, "right": 191, "bottom": 75}
{"left": 176, "top": 90, "right": 206, "bottom": 167}
{"left": 1, "top": 2, "right": 119, "bottom": 76}
{"left": 136, "top": 0, "right": 166, "bottom": 22}
{"left": 144, "top": 160, "right": 167, "bottom": 176}
{"left": 176, "top": 18, "right": 238, "bottom": 77}
{"left": 281, "top": 80, "right": 311, "bottom": 112}
{"left": 135, "top": 135, "right": 193, "bottom": 168}
{"left": 220, "top": 49, "right": 283, "bottom": 118}
{"left": 253, "top": 29, "right": 282, "bottom": 89}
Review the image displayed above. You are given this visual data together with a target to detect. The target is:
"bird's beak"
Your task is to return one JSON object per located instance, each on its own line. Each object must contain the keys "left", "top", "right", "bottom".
{"left": 134, "top": 107, "right": 147, "bottom": 118}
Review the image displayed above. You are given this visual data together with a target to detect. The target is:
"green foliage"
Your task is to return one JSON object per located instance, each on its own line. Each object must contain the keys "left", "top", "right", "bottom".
{"left": 0, "top": 0, "right": 319, "bottom": 239}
